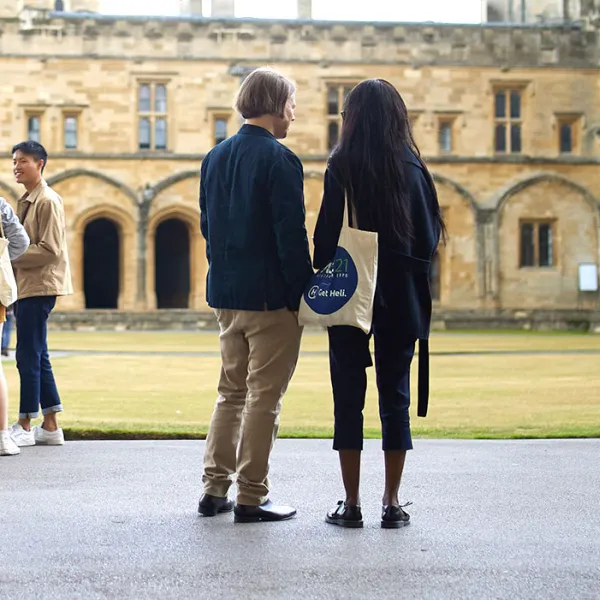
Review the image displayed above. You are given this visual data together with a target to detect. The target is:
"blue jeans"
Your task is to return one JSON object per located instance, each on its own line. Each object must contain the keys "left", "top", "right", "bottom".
{"left": 15, "top": 296, "right": 63, "bottom": 420}
{"left": 1, "top": 309, "right": 13, "bottom": 349}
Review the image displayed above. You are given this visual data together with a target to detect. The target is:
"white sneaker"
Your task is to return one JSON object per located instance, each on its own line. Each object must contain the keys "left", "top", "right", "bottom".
{"left": 33, "top": 426, "right": 65, "bottom": 446}
{"left": 9, "top": 423, "right": 36, "bottom": 447}
{"left": 0, "top": 430, "right": 21, "bottom": 456}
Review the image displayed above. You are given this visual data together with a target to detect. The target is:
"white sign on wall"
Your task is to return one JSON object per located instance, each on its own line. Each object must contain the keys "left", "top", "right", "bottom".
{"left": 578, "top": 263, "right": 599, "bottom": 292}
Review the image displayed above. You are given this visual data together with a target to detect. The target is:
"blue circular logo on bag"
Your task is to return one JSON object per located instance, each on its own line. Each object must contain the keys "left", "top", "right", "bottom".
{"left": 304, "top": 247, "right": 358, "bottom": 315}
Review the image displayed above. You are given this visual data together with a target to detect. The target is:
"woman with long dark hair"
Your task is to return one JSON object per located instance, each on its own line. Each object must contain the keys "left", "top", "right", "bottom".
{"left": 313, "top": 79, "right": 445, "bottom": 528}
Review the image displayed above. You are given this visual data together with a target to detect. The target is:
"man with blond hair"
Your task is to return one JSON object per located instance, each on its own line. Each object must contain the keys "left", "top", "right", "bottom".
{"left": 198, "top": 67, "right": 312, "bottom": 523}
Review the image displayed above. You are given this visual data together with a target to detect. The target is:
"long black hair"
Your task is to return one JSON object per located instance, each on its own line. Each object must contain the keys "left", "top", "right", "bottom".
{"left": 329, "top": 78, "right": 446, "bottom": 246}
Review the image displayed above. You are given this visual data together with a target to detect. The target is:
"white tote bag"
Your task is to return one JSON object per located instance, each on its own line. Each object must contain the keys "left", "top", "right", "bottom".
{"left": 299, "top": 195, "right": 378, "bottom": 334}
{"left": 0, "top": 217, "right": 18, "bottom": 308}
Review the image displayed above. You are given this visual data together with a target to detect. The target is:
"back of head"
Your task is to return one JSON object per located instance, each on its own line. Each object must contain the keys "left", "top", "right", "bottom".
{"left": 330, "top": 79, "right": 440, "bottom": 245}
{"left": 235, "top": 67, "right": 295, "bottom": 120}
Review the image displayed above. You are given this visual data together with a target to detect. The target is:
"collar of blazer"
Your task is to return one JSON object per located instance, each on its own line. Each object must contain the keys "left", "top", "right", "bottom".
{"left": 19, "top": 179, "right": 47, "bottom": 205}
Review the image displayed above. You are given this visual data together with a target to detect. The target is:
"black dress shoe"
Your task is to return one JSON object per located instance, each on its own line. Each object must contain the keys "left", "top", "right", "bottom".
{"left": 234, "top": 500, "right": 296, "bottom": 523}
{"left": 381, "top": 504, "right": 411, "bottom": 528}
{"left": 198, "top": 493, "right": 234, "bottom": 517}
{"left": 325, "top": 501, "right": 363, "bottom": 528}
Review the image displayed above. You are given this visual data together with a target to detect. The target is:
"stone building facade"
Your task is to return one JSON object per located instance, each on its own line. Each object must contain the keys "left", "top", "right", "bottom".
{"left": 0, "top": 0, "right": 599, "bottom": 327}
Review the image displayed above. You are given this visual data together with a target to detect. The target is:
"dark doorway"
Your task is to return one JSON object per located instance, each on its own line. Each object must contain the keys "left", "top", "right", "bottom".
{"left": 84, "top": 218, "right": 120, "bottom": 309}
{"left": 155, "top": 218, "right": 190, "bottom": 309}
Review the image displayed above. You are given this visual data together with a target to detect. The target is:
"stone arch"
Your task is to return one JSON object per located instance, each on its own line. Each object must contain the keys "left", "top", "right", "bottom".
{"left": 148, "top": 173, "right": 204, "bottom": 309}
{"left": 496, "top": 174, "right": 600, "bottom": 309}
{"left": 146, "top": 206, "right": 204, "bottom": 310}
{"left": 50, "top": 174, "right": 138, "bottom": 310}
{"left": 47, "top": 169, "right": 138, "bottom": 206}
{"left": 150, "top": 170, "right": 199, "bottom": 199}
{"left": 431, "top": 173, "right": 479, "bottom": 307}
{"left": 68, "top": 205, "right": 137, "bottom": 311}
{"left": 432, "top": 173, "right": 479, "bottom": 215}
{"left": 0, "top": 181, "right": 18, "bottom": 202}
{"left": 494, "top": 172, "right": 600, "bottom": 216}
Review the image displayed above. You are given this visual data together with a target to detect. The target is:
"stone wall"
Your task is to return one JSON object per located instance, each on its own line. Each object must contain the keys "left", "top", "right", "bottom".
{"left": 0, "top": 9, "right": 599, "bottom": 317}
{"left": 46, "top": 308, "right": 600, "bottom": 332}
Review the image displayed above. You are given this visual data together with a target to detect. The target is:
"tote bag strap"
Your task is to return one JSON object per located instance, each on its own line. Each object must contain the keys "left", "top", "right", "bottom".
{"left": 342, "top": 191, "right": 358, "bottom": 230}
{"left": 0, "top": 212, "right": 5, "bottom": 239}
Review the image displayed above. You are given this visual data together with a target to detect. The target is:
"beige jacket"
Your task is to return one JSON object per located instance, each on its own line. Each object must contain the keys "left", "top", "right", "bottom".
{"left": 12, "top": 180, "right": 73, "bottom": 300}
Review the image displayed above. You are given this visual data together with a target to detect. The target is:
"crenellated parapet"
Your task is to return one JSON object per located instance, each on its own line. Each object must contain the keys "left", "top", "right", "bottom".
{"left": 0, "top": 8, "right": 598, "bottom": 68}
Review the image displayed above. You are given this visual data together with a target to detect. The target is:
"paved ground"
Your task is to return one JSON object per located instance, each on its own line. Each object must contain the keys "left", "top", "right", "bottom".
{"left": 1, "top": 439, "right": 599, "bottom": 599}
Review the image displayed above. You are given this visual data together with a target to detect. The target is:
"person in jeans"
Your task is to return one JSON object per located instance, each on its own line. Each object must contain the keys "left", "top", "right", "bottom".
{"left": 198, "top": 67, "right": 313, "bottom": 523}
{"left": 313, "top": 80, "right": 445, "bottom": 528}
{"left": 9, "top": 141, "right": 73, "bottom": 448}
{"left": 0, "top": 198, "right": 30, "bottom": 457}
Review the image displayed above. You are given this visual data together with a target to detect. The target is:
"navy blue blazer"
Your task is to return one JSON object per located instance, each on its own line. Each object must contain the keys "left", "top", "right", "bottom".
{"left": 200, "top": 125, "right": 313, "bottom": 311}
{"left": 313, "top": 146, "right": 441, "bottom": 416}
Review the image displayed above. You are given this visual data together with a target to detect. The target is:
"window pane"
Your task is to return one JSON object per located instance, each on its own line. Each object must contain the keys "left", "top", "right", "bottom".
{"left": 343, "top": 86, "right": 353, "bottom": 101}
{"left": 511, "top": 124, "right": 522, "bottom": 153}
{"left": 495, "top": 124, "right": 506, "bottom": 153}
{"left": 64, "top": 117, "right": 78, "bottom": 149}
{"left": 439, "top": 122, "right": 452, "bottom": 153}
{"left": 214, "top": 118, "right": 227, "bottom": 145}
{"left": 429, "top": 250, "right": 440, "bottom": 301}
{"left": 520, "top": 223, "right": 535, "bottom": 267}
{"left": 494, "top": 92, "right": 506, "bottom": 118}
{"left": 155, "top": 118, "right": 167, "bottom": 150}
{"left": 560, "top": 123, "right": 573, "bottom": 154}
{"left": 155, "top": 84, "right": 167, "bottom": 113}
{"left": 139, "top": 84, "right": 151, "bottom": 113}
{"left": 328, "top": 121, "right": 339, "bottom": 150}
{"left": 327, "top": 87, "right": 339, "bottom": 116}
{"left": 28, "top": 116, "right": 40, "bottom": 142}
{"left": 510, "top": 91, "right": 521, "bottom": 119}
{"left": 139, "top": 117, "right": 151, "bottom": 149}
{"left": 538, "top": 224, "right": 553, "bottom": 267}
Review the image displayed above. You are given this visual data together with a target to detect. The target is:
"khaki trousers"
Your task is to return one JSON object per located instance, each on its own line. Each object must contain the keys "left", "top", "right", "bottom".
{"left": 202, "top": 308, "right": 303, "bottom": 506}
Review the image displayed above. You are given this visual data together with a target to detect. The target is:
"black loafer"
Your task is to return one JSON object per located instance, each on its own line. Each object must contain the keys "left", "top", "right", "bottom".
{"left": 234, "top": 500, "right": 296, "bottom": 523}
{"left": 325, "top": 501, "right": 363, "bottom": 528}
{"left": 198, "top": 493, "right": 234, "bottom": 517}
{"left": 381, "top": 504, "right": 410, "bottom": 528}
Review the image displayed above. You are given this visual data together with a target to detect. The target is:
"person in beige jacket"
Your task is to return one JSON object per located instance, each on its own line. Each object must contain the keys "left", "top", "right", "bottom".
{"left": 9, "top": 141, "right": 73, "bottom": 448}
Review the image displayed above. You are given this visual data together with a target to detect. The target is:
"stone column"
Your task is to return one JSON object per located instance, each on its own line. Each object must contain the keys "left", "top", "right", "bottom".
{"left": 476, "top": 209, "right": 500, "bottom": 308}
{"left": 298, "top": 0, "right": 312, "bottom": 19}
{"left": 136, "top": 185, "right": 153, "bottom": 309}
{"left": 179, "top": 0, "right": 203, "bottom": 15}
{"left": 71, "top": 0, "right": 100, "bottom": 12}
{"left": 212, "top": 0, "right": 235, "bottom": 17}
{"left": 486, "top": 0, "right": 510, "bottom": 21}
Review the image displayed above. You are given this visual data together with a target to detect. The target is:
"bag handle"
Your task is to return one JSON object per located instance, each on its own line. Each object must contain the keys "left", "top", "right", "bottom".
{"left": 342, "top": 191, "right": 357, "bottom": 230}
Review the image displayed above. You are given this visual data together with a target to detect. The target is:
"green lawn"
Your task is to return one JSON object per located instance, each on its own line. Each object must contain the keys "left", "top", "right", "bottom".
{"left": 3, "top": 331, "right": 600, "bottom": 440}
{"left": 44, "top": 329, "right": 600, "bottom": 354}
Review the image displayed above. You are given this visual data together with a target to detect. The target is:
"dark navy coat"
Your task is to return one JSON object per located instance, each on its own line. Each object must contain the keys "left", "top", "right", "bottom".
{"left": 200, "top": 125, "right": 313, "bottom": 311}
